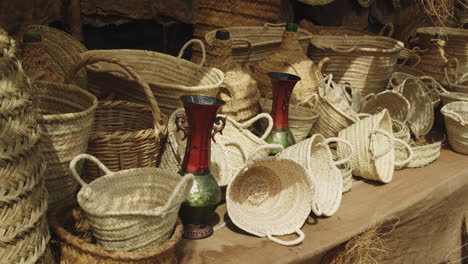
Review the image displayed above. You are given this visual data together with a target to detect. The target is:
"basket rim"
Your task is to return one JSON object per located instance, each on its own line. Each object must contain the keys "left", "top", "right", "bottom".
{"left": 25, "top": 24, "right": 87, "bottom": 52}
{"left": 416, "top": 27, "right": 468, "bottom": 37}
{"left": 309, "top": 35, "right": 404, "bottom": 53}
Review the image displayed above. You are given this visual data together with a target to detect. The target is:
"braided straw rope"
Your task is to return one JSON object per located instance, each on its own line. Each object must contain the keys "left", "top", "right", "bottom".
{"left": 70, "top": 154, "right": 194, "bottom": 251}
{"left": 308, "top": 35, "right": 404, "bottom": 96}
{"left": 83, "top": 39, "right": 224, "bottom": 116}
{"left": 49, "top": 202, "right": 183, "bottom": 263}
{"left": 226, "top": 145, "right": 312, "bottom": 246}
{"left": 203, "top": 24, "right": 313, "bottom": 64}
{"left": 394, "top": 139, "right": 442, "bottom": 169}
{"left": 33, "top": 71, "right": 97, "bottom": 209}
{"left": 337, "top": 109, "right": 414, "bottom": 183}
{"left": 441, "top": 101, "right": 468, "bottom": 154}
{"left": 0, "top": 35, "right": 52, "bottom": 263}
{"left": 67, "top": 55, "right": 167, "bottom": 183}
{"left": 360, "top": 90, "right": 411, "bottom": 123}
{"left": 279, "top": 134, "right": 353, "bottom": 217}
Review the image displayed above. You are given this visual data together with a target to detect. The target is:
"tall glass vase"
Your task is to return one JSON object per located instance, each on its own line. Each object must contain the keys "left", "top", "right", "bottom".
{"left": 265, "top": 72, "right": 301, "bottom": 154}
{"left": 176, "top": 95, "right": 225, "bottom": 239}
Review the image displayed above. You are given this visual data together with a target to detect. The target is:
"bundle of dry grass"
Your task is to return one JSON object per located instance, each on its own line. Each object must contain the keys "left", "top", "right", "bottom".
{"left": 418, "top": 0, "right": 457, "bottom": 26}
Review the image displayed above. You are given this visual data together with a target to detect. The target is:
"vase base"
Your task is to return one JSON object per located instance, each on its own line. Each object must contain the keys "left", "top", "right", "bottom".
{"left": 183, "top": 224, "right": 214, "bottom": 239}
{"left": 266, "top": 128, "right": 296, "bottom": 154}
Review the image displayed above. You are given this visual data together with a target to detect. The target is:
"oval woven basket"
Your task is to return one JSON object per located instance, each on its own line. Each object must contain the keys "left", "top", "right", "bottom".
{"left": 308, "top": 35, "right": 404, "bottom": 95}
{"left": 67, "top": 55, "right": 167, "bottom": 183}
{"left": 389, "top": 73, "right": 443, "bottom": 108}
{"left": 83, "top": 39, "right": 224, "bottom": 116}
{"left": 299, "top": 19, "right": 378, "bottom": 37}
{"left": 394, "top": 140, "right": 442, "bottom": 169}
{"left": 441, "top": 101, "right": 468, "bottom": 154}
{"left": 439, "top": 92, "right": 468, "bottom": 106}
{"left": 70, "top": 154, "right": 194, "bottom": 251}
{"left": 33, "top": 77, "right": 98, "bottom": 210}
{"left": 49, "top": 201, "right": 183, "bottom": 264}
{"left": 204, "top": 24, "right": 313, "bottom": 64}
{"left": 226, "top": 149, "right": 312, "bottom": 246}
{"left": 360, "top": 90, "right": 410, "bottom": 123}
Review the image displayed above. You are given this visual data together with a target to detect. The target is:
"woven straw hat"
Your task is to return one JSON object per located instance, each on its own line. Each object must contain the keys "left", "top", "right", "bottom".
{"left": 279, "top": 134, "right": 353, "bottom": 217}
{"left": 70, "top": 154, "right": 194, "bottom": 251}
{"left": 337, "top": 109, "right": 413, "bottom": 183}
{"left": 360, "top": 90, "right": 410, "bottom": 123}
{"left": 441, "top": 101, "right": 468, "bottom": 154}
{"left": 226, "top": 145, "right": 312, "bottom": 246}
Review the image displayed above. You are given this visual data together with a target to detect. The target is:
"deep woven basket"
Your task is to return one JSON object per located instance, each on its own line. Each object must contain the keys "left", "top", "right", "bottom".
{"left": 441, "top": 101, "right": 468, "bottom": 154}
{"left": 49, "top": 201, "right": 183, "bottom": 264}
{"left": 67, "top": 55, "right": 168, "bottom": 183}
{"left": 308, "top": 35, "right": 404, "bottom": 95}
{"left": 70, "top": 154, "right": 194, "bottom": 251}
{"left": 83, "top": 39, "right": 224, "bottom": 116}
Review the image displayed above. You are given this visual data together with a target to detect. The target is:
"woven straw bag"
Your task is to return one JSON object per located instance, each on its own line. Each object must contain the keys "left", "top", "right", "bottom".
{"left": 24, "top": 24, "right": 88, "bottom": 89}
{"left": 360, "top": 90, "right": 410, "bottom": 123}
{"left": 50, "top": 202, "right": 183, "bottom": 264}
{"left": 395, "top": 78, "right": 434, "bottom": 139}
{"left": 226, "top": 145, "right": 312, "bottom": 246}
{"left": 66, "top": 55, "right": 167, "bottom": 182}
{"left": 279, "top": 134, "right": 353, "bottom": 217}
{"left": 441, "top": 101, "right": 468, "bottom": 154}
{"left": 311, "top": 75, "right": 360, "bottom": 138}
{"left": 337, "top": 109, "right": 414, "bottom": 183}
{"left": 259, "top": 96, "right": 319, "bottom": 142}
{"left": 308, "top": 35, "right": 404, "bottom": 95}
{"left": 437, "top": 80, "right": 468, "bottom": 106}
{"left": 392, "top": 120, "right": 411, "bottom": 143}
{"left": 33, "top": 75, "right": 98, "bottom": 209}
{"left": 394, "top": 140, "right": 442, "bottom": 169}
{"left": 160, "top": 108, "right": 273, "bottom": 187}
{"left": 204, "top": 23, "right": 313, "bottom": 64}
{"left": 70, "top": 154, "right": 194, "bottom": 251}
{"left": 442, "top": 59, "right": 468, "bottom": 94}
{"left": 83, "top": 39, "right": 224, "bottom": 115}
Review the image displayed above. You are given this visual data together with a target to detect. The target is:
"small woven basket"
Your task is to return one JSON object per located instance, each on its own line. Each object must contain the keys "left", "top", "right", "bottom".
{"left": 49, "top": 201, "right": 183, "bottom": 264}
{"left": 360, "top": 90, "right": 410, "bottom": 123}
{"left": 33, "top": 76, "right": 98, "bottom": 209}
{"left": 279, "top": 134, "right": 353, "bottom": 217}
{"left": 392, "top": 120, "right": 411, "bottom": 143}
{"left": 70, "top": 154, "right": 194, "bottom": 251}
{"left": 226, "top": 145, "right": 313, "bottom": 246}
{"left": 83, "top": 39, "right": 224, "bottom": 116}
{"left": 308, "top": 35, "right": 404, "bottom": 95}
{"left": 441, "top": 101, "right": 468, "bottom": 154}
{"left": 389, "top": 73, "right": 443, "bottom": 108}
{"left": 259, "top": 97, "right": 319, "bottom": 142}
{"left": 67, "top": 55, "right": 167, "bottom": 182}
{"left": 394, "top": 140, "right": 442, "bottom": 169}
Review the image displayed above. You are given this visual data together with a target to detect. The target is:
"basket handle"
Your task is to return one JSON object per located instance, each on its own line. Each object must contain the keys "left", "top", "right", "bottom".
{"left": 298, "top": 93, "right": 319, "bottom": 112}
{"left": 393, "top": 138, "right": 414, "bottom": 168}
{"left": 263, "top": 23, "right": 286, "bottom": 28}
{"left": 217, "top": 139, "right": 249, "bottom": 165}
{"left": 378, "top": 23, "right": 394, "bottom": 37}
{"left": 160, "top": 173, "right": 195, "bottom": 213}
{"left": 238, "top": 113, "right": 274, "bottom": 141}
{"left": 70, "top": 154, "right": 113, "bottom": 198}
{"left": 318, "top": 74, "right": 334, "bottom": 98}
{"left": 372, "top": 128, "right": 415, "bottom": 166}
{"left": 419, "top": 76, "right": 448, "bottom": 94}
{"left": 443, "top": 57, "right": 459, "bottom": 87}
{"left": 66, "top": 54, "right": 166, "bottom": 139}
{"left": 326, "top": 137, "right": 354, "bottom": 166}
{"left": 247, "top": 144, "right": 284, "bottom": 161}
{"left": 266, "top": 229, "right": 305, "bottom": 246}
{"left": 177, "top": 39, "right": 205, "bottom": 68}
{"left": 400, "top": 52, "right": 421, "bottom": 68}
{"left": 370, "top": 129, "right": 394, "bottom": 159}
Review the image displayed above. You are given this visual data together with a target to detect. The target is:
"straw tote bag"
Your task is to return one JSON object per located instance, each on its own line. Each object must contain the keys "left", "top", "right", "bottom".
{"left": 441, "top": 101, "right": 468, "bottom": 155}
{"left": 70, "top": 154, "right": 194, "bottom": 251}
{"left": 83, "top": 39, "right": 224, "bottom": 115}
{"left": 360, "top": 90, "right": 410, "bottom": 123}
{"left": 226, "top": 145, "right": 313, "bottom": 246}
{"left": 279, "top": 134, "right": 353, "bottom": 217}
{"left": 337, "top": 109, "right": 413, "bottom": 183}
{"left": 65, "top": 55, "right": 167, "bottom": 182}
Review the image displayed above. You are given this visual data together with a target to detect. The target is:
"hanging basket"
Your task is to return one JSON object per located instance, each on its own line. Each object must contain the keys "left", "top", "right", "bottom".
{"left": 441, "top": 101, "right": 468, "bottom": 154}
{"left": 49, "top": 201, "right": 183, "bottom": 264}
{"left": 67, "top": 55, "right": 167, "bottom": 183}
{"left": 83, "top": 39, "right": 224, "bottom": 116}
{"left": 308, "top": 35, "right": 404, "bottom": 95}
{"left": 70, "top": 154, "right": 194, "bottom": 251}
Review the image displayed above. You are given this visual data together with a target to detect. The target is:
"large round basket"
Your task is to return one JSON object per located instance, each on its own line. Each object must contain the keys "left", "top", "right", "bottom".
{"left": 441, "top": 101, "right": 468, "bottom": 154}
{"left": 67, "top": 55, "right": 167, "bottom": 182}
{"left": 49, "top": 201, "right": 184, "bottom": 264}
{"left": 308, "top": 35, "right": 404, "bottom": 95}
{"left": 83, "top": 39, "right": 224, "bottom": 116}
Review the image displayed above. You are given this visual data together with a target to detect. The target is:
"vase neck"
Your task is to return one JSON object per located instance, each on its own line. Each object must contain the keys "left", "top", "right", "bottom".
{"left": 279, "top": 31, "right": 303, "bottom": 54}
{"left": 209, "top": 38, "right": 235, "bottom": 72}
{"left": 271, "top": 85, "right": 291, "bottom": 130}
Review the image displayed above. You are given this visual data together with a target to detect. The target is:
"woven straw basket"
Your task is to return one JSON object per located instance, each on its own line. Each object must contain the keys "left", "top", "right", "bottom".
{"left": 311, "top": 75, "right": 360, "bottom": 138}
{"left": 337, "top": 109, "right": 413, "bottom": 183}
{"left": 299, "top": 19, "right": 394, "bottom": 37}
{"left": 441, "top": 101, "right": 468, "bottom": 154}
{"left": 160, "top": 108, "right": 273, "bottom": 187}
{"left": 83, "top": 39, "right": 224, "bottom": 116}
{"left": 33, "top": 76, "right": 97, "bottom": 209}
{"left": 392, "top": 120, "right": 411, "bottom": 143}
{"left": 394, "top": 140, "right": 442, "bottom": 169}
{"left": 360, "top": 90, "right": 410, "bottom": 123}
{"left": 388, "top": 73, "right": 443, "bottom": 108}
{"left": 279, "top": 134, "right": 353, "bottom": 217}
{"left": 70, "top": 154, "right": 193, "bottom": 251}
{"left": 442, "top": 61, "right": 468, "bottom": 94}
{"left": 259, "top": 96, "right": 319, "bottom": 142}
{"left": 50, "top": 201, "right": 183, "bottom": 264}
{"left": 204, "top": 23, "right": 313, "bottom": 64}
{"left": 308, "top": 35, "right": 404, "bottom": 95}
{"left": 226, "top": 145, "right": 312, "bottom": 246}
{"left": 67, "top": 55, "right": 167, "bottom": 182}
{"left": 439, "top": 92, "right": 468, "bottom": 106}
{"left": 24, "top": 24, "right": 88, "bottom": 88}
